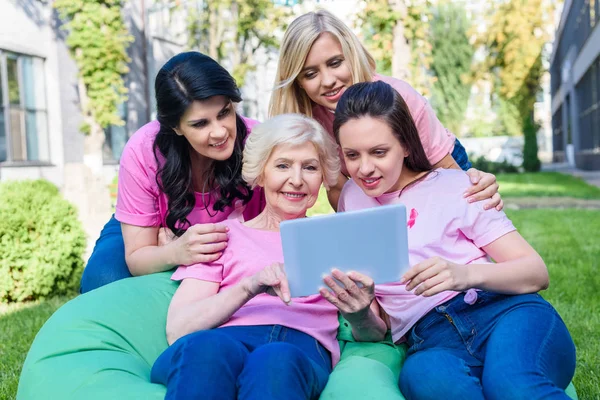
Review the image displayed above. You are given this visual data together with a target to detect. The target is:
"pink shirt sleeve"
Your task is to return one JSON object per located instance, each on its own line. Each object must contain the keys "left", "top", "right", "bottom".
{"left": 114, "top": 121, "right": 162, "bottom": 227}
{"left": 375, "top": 75, "right": 456, "bottom": 165}
{"left": 171, "top": 260, "right": 225, "bottom": 283}
{"left": 458, "top": 196, "right": 516, "bottom": 248}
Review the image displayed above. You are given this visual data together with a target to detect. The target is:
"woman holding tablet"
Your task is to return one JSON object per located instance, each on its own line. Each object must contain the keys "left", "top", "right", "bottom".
{"left": 152, "top": 114, "right": 371, "bottom": 399}
{"left": 270, "top": 10, "right": 502, "bottom": 211}
{"left": 324, "top": 81, "right": 576, "bottom": 399}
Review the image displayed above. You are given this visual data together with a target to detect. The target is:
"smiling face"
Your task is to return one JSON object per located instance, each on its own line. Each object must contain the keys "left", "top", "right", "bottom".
{"left": 338, "top": 116, "right": 408, "bottom": 197}
{"left": 259, "top": 141, "right": 323, "bottom": 220}
{"left": 175, "top": 95, "right": 237, "bottom": 161}
{"left": 297, "top": 32, "right": 353, "bottom": 111}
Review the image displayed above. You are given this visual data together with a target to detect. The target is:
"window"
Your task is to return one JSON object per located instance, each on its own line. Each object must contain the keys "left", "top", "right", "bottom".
{"left": 103, "top": 101, "right": 128, "bottom": 162}
{"left": 0, "top": 50, "right": 49, "bottom": 163}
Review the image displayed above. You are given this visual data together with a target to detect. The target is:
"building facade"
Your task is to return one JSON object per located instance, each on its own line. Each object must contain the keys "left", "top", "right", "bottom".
{"left": 550, "top": 0, "right": 600, "bottom": 170}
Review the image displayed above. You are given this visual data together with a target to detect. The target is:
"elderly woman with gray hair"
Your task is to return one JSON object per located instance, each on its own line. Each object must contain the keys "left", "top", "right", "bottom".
{"left": 150, "top": 114, "right": 365, "bottom": 400}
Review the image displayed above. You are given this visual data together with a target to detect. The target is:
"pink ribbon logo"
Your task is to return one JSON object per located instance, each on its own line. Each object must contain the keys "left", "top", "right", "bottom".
{"left": 407, "top": 208, "right": 418, "bottom": 229}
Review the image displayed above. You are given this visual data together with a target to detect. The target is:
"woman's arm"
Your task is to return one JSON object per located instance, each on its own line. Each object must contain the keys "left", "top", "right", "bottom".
{"left": 402, "top": 231, "right": 549, "bottom": 296}
{"left": 469, "top": 231, "right": 549, "bottom": 293}
{"left": 166, "top": 262, "right": 291, "bottom": 344}
{"left": 166, "top": 278, "right": 251, "bottom": 344}
{"left": 122, "top": 223, "right": 229, "bottom": 276}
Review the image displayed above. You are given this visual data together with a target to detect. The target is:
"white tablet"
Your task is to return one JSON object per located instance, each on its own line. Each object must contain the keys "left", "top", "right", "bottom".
{"left": 280, "top": 204, "right": 410, "bottom": 297}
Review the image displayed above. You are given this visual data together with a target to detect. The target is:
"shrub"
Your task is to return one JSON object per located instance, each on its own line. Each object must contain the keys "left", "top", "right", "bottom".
{"left": 0, "top": 179, "right": 86, "bottom": 303}
{"left": 471, "top": 156, "right": 520, "bottom": 174}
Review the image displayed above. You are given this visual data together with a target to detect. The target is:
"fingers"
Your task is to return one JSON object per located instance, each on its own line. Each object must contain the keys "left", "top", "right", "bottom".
{"left": 189, "top": 223, "right": 229, "bottom": 235}
{"left": 465, "top": 168, "right": 481, "bottom": 184}
{"left": 346, "top": 271, "right": 374, "bottom": 289}
{"left": 193, "top": 232, "right": 229, "bottom": 244}
{"left": 323, "top": 275, "right": 349, "bottom": 302}
{"left": 495, "top": 198, "right": 504, "bottom": 211}
{"left": 190, "top": 252, "right": 223, "bottom": 264}
{"left": 331, "top": 269, "right": 361, "bottom": 296}
{"left": 194, "top": 241, "right": 228, "bottom": 255}
{"left": 274, "top": 264, "right": 291, "bottom": 304}
{"left": 467, "top": 181, "right": 500, "bottom": 204}
{"left": 413, "top": 273, "right": 446, "bottom": 296}
{"left": 401, "top": 258, "right": 437, "bottom": 283}
{"left": 463, "top": 170, "right": 498, "bottom": 199}
{"left": 418, "top": 279, "right": 452, "bottom": 297}
{"left": 262, "top": 263, "right": 290, "bottom": 304}
{"left": 483, "top": 192, "right": 502, "bottom": 211}
{"left": 319, "top": 287, "right": 342, "bottom": 309}
{"left": 405, "top": 263, "right": 444, "bottom": 291}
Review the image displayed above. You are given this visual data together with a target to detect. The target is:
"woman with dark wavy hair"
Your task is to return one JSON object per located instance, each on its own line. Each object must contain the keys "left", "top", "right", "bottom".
{"left": 80, "top": 52, "right": 265, "bottom": 290}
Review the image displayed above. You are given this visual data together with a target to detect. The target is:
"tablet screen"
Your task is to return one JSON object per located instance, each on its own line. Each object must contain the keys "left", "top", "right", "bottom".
{"left": 280, "top": 204, "right": 410, "bottom": 297}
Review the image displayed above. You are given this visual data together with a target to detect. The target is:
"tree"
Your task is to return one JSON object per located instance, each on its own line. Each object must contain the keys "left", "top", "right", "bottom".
{"left": 356, "top": 0, "right": 434, "bottom": 96}
{"left": 185, "top": 0, "right": 292, "bottom": 87}
{"left": 54, "top": 0, "right": 132, "bottom": 169}
{"left": 53, "top": 0, "right": 133, "bottom": 233}
{"left": 477, "top": 0, "right": 551, "bottom": 171}
{"left": 429, "top": 3, "right": 474, "bottom": 135}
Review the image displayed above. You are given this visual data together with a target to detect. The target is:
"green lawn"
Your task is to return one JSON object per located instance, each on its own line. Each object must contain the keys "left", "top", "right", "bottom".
{"left": 506, "top": 209, "right": 600, "bottom": 399}
{"left": 0, "top": 296, "right": 73, "bottom": 399}
{"left": 497, "top": 172, "right": 600, "bottom": 199}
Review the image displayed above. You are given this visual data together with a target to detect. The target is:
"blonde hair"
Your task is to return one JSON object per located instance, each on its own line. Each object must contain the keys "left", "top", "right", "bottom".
{"left": 269, "top": 10, "right": 376, "bottom": 118}
{"left": 242, "top": 114, "right": 340, "bottom": 189}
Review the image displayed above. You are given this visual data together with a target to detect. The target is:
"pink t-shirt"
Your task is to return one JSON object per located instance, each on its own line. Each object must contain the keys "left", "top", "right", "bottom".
{"left": 115, "top": 117, "right": 265, "bottom": 227}
{"left": 171, "top": 219, "right": 341, "bottom": 366}
{"left": 312, "top": 74, "right": 456, "bottom": 175}
{"left": 338, "top": 168, "right": 516, "bottom": 343}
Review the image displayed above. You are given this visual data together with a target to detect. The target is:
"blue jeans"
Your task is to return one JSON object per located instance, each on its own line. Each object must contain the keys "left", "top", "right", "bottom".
{"left": 452, "top": 138, "right": 472, "bottom": 171}
{"left": 399, "top": 291, "right": 576, "bottom": 400}
{"left": 80, "top": 215, "right": 132, "bottom": 293}
{"left": 151, "top": 325, "right": 332, "bottom": 400}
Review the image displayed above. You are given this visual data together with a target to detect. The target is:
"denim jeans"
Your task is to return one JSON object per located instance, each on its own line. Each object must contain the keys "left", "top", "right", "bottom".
{"left": 451, "top": 138, "right": 472, "bottom": 171}
{"left": 151, "top": 325, "right": 332, "bottom": 400}
{"left": 80, "top": 215, "right": 132, "bottom": 293}
{"left": 399, "top": 291, "right": 576, "bottom": 400}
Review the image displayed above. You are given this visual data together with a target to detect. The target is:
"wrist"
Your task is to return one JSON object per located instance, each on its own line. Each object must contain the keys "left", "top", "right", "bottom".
{"left": 464, "top": 264, "right": 481, "bottom": 290}
{"left": 163, "top": 241, "right": 179, "bottom": 267}
{"left": 342, "top": 307, "right": 372, "bottom": 326}
{"left": 240, "top": 276, "right": 258, "bottom": 300}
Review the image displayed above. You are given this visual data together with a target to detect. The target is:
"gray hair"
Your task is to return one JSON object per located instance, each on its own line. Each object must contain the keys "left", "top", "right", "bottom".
{"left": 242, "top": 114, "right": 340, "bottom": 189}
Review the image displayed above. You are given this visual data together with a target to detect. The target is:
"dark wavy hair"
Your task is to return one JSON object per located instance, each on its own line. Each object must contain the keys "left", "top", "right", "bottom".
{"left": 153, "top": 51, "right": 253, "bottom": 236}
{"left": 333, "top": 81, "right": 433, "bottom": 175}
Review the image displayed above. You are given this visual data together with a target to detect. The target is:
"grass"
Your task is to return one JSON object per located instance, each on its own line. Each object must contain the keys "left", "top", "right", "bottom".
{"left": 497, "top": 172, "right": 600, "bottom": 199}
{"left": 506, "top": 209, "right": 600, "bottom": 399}
{"left": 0, "top": 296, "right": 73, "bottom": 399}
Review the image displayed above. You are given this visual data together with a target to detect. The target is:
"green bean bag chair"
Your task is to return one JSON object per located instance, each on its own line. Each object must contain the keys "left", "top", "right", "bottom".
{"left": 18, "top": 272, "right": 578, "bottom": 399}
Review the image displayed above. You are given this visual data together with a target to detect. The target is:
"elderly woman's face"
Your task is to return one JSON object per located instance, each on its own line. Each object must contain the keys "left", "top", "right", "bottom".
{"left": 260, "top": 141, "right": 323, "bottom": 219}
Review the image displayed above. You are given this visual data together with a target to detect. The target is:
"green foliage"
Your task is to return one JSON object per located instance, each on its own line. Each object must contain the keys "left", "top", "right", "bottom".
{"left": 186, "top": 0, "right": 292, "bottom": 87}
{"left": 430, "top": 3, "right": 474, "bottom": 134}
{"left": 356, "top": 0, "right": 400, "bottom": 76}
{"left": 0, "top": 180, "right": 86, "bottom": 303}
{"left": 403, "top": 0, "right": 434, "bottom": 96}
{"left": 54, "top": 0, "right": 133, "bottom": 132}
{"left": 476, "top": 0, "right": 549, "bottom": 169}
{"left": 356, "top": 0, "right": 433, "bottom": 95}
{"left": 522, "top": 110, "right": 541, "bottom": 172}
{"left": 470, "top": 155, "right": 520, "bottom": 174}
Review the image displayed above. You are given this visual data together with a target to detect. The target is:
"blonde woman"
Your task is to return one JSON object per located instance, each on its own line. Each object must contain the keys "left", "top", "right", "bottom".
{"left": 269, "top": 10, "right": 501, "bottom": 211}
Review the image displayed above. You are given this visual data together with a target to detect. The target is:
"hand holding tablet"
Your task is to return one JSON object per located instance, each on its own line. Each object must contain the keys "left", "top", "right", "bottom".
{"left": 280, "top": 204, "right": 410, "bottom": 297}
